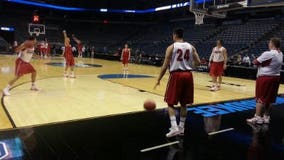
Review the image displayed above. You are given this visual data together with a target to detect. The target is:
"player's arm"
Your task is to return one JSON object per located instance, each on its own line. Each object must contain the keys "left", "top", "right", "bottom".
{"left": 208, "top": 49, "right": 214, "bottom": 67}
{"left": 120, "top": 49, "right": 123, "bottom": 60}
{"left": 192, "top": 46, "right": 201, "bottom": 67}
{"left": 154, "top": 44, "right": 173, "bottom": 89}
{"left": 63, "top": 30, "right": 68, "bottom": 44}
{"left": 62, "top": 47, "right": 65, "bottom": 57}
{"left": 128, "top": 49, "right": 131, "bottom": 60}
{"left": 223, "top": 48, "right": 228, "bottom": 69}
{"left": 15, "top": 41, "right": 27, "bottom": 53}
{"left": 72, "top": 34, "right": 81, "bottom": 44}
{"left": 253, "top": 51, "right": 273, "bottom": 66}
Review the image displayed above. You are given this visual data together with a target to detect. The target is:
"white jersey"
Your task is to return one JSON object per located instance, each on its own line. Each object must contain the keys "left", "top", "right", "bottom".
{"left": 20, "top": 47, "right": 34, "bottom": 63}
{"left": 256, "top": 49, "right": 283, "bottom": 77}
{"left": 210, "top": 46, "right": 226, "bottom": 62}
{"left": 44, "top": 42, "right": 48, "bottom": 49}
{"left": 169, "top": 42, "right": 194, "bottom": 72}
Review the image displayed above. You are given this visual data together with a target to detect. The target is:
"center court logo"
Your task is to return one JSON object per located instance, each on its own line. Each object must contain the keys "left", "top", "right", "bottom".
{"left": 188, "top": 97, "right": 284, "bottom": 117}
{"left": 0, "top": 142, "right": 8, "bottom": 159}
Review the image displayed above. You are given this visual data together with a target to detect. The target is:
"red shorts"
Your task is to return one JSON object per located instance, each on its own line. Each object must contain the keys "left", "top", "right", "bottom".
{"left": 210, "top": 61, "right": 224, "bottom": 77}
{"left": 165, "top": 71, "right": 194, "bottom": 106}
{"left": 256, "top": 76, "right": 280, "bottom": 104}
{"left": 65, "top": 55, "right": 75, "bottom": 66}
{"left": 122, "top": 57, "right": 129, "bottom": 64}
{"left": 15, "top": 58, "right": 36, "bottom": 76}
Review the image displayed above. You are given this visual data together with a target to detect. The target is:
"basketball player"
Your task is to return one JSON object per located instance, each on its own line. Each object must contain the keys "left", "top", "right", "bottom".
{"left": 72, "top": 34, "right": 83, "bottom": 58}
{"left": 3, "top": 37, "right": 39, "bottom": 96}
{"left": 154, "top": 28, "right": 201, "bottom": 137}
{"left": 43, "top": 38, "right": 49, "bottom": 58}
{"left": 121, "top": 44, "right": 131, "bottom": 76}
{"left": 247, "top": 38, "right": 283, "bottom": 124}
{"left": 208, "top": 40, "right": 227, "bottom": 91}
{"left": 63, "top": 30, "right": 75, "bottom": 78}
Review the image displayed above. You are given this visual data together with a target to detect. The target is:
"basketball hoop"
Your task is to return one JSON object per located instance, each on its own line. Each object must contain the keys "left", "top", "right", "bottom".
{"left": 193, "top": 11, "right": 205, "bottom": 25}
{"left": 35, "top": 31, "right": 40, "bottom": 37}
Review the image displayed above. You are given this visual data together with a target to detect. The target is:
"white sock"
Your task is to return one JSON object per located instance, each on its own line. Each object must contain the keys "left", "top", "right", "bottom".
{"left": 170, "top": 116, "right": 178, "bottom": 128}
{"left": 5, "top": 84, "right": 11, "bottom": 90}
{"left": 179, "top": 117, "right": 186, "bottom": 128}
{"left": 31, "top": 82, "right": 35, "bottom": 86}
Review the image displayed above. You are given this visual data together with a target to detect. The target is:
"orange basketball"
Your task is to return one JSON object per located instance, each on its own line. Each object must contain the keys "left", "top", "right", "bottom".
{"left": 143, "top": 99, "right": 156, "bottom": 111}
{"left": 25, "top": 41, "right": 34, "bottom": 48}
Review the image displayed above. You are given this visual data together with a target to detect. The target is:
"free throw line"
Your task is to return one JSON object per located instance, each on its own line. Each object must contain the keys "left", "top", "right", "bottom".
{"left": 208, "top": 128, "right": 234, "bottom": 136}
{"left": 140, "top": 141, "right": 180, "bottom": 152}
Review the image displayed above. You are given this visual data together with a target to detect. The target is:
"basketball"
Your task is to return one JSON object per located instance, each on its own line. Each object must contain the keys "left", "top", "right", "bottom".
{"left": 25, "top": 41, "right": 34, "bottom": 48}
{"left": 143, "top": 99, "right": 156, "bottom": 111}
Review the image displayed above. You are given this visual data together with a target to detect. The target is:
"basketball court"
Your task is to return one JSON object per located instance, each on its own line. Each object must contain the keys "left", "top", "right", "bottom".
{"left": 0, "top": 0, "right": 284, "bottom": 159}
{"left": 2, "top": 55, "right": 283, "bottom": 128}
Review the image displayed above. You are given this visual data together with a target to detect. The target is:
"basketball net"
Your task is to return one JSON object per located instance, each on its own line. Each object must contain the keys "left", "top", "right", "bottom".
{"left": 193, "top": 12, "right": 205, "bottom": 25}
{"left": 29, "top": 32, "right": 40, "bottom": 37}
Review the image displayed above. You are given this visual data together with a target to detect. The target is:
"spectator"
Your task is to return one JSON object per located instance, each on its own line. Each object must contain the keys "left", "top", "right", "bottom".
{"left": 242, "top": 54, "right": 251, "bottom": 67}
{"left": 237, "top": 54, "right": 242, "bottom": 65}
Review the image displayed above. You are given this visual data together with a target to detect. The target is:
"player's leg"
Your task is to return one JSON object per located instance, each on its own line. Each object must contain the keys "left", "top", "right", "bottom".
{"left": 179, "top": 72, "right": 194, "bottom": 135}
{"left": 3, "top": 75, "right": 22, "bottom": 96}
{"left": 30, "top": 71, "right": 39, "bottom": 91}
{"left": 122, "top": 63, "right": 126, "bottom": 76}
{"left": 217, "top": 75, "right": 222, "bottom": 89}
{"left": 64, "top": 65, "right": 69, "bottom": 77}
{"left": 165, "top": 73, "right": 181, "bottom": 137}
{"left": 209, "top": 63, "right": 218, "bottom": 91}
{"left": 210, "top": 76, "right": 217, "bottom": 91}
{"left": 179, "top": 104, "right": 187, "bottom": 135}
{"left": 263, "top": 103, "right": 272, "bottom": 124}
{"left": 247, "top": 76, "right": 264, "bottom": 124}
{"left": 247, "top": 102, "right": 264, "bottom": 124}
{"left": 69, "top": 65, "right": 75, "bottom": 78}
{"left": 166, "top": 105, "right": 179, "bottom": 137}
{"left": 262, "top": 77, "right": 279, "bottom": 124}
{"left": 125, "top": 63, "right": 129, "bottom": 75}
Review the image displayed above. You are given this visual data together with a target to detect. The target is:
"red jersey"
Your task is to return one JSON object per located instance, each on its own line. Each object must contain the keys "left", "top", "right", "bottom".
{"left": 122, "top": 48, "right": 130, "bottom": 58}
{"left": 78, "top": 43, "right": 83, "bottom": 52}
{"left": 64, "top": 45, "right": 75, "bottom": 66}
{"left": 64, "top": 45, "right": 73, "bottom": 58}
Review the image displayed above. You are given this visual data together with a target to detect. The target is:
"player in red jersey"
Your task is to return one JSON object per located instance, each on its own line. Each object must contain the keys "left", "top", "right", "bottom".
{"left": 154, "top": 28, "right": 201, "bottom": 137}
{"left": 63, "top": 30, "right": 75, "bottom": 78}
{"left": 247, "top": 38, "right": 283, "bottom": 124}
{"left": 3, "top": 37, "right": 39, "bottom": 96}
{"left": 121, "top": 44, "right": 131, "bottom": 75}
{"left": 208, "top": 40, "right": 227, "bottom": 91}
{"left": 72, "top": 34, "right": 83, "bottom": 58}
{"left": 121, "top": 44, "right": 131, "bottom": 76}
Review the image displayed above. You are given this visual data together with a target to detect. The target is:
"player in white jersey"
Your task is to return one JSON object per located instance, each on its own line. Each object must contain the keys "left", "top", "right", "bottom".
{"left": 3, "top": 37, "right": 39, "bottom": 96}
{"left": 209, "top": 40, "right": 227, "bottom": 91}
{"left": 247, "top": 38, "right": 283, "bottom": 124}
{"left": 43, "top": 39, "right": 49, "bottom": 58}
{"left": 155, "top": 28, "right": 201, "bottom": 137}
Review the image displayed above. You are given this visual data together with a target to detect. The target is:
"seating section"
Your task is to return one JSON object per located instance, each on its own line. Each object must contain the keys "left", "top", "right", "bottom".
{"left": 1, "top": 16, "right": 283, "bottom": 60}
{"left": 197, "top": 20, "right": 279, "bottom": 58}
{"left": 0, "top": 36, "right": 10, "bottom": 52}
{"left": 245, "top": 23, "right": 284, "bottom": 56}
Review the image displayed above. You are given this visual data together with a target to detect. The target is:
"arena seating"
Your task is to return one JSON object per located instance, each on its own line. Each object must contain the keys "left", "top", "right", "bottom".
{"left": 0, "top": 36, "right": 10, "bottom": 52}
{"left": 2, "top": 16, "right": 283, "bottom": 60}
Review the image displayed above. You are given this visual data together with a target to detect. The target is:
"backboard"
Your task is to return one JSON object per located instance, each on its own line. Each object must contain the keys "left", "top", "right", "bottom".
{"left": 28, "top": 23, "right": 45, "bottom": 36}
{"left": 189, "top": 0, "right": 248, "bottom": 24}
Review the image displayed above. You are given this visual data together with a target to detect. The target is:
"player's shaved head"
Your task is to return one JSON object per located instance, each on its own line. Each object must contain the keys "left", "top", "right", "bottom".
{"left": 173, "top": 28, "right": 184, "bottom": 39}
{"left": 28, "top": 36, "right": 36, "bottom": 41}
{"left": 217, "top": 40, "right": 223, "bottom": 46}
